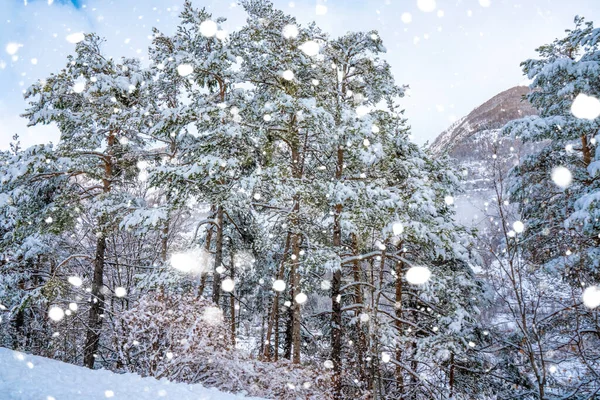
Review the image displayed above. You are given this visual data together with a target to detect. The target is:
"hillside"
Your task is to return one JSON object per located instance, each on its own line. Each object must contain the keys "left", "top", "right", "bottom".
{"left": 0, "top": 347, "right": 263, "bottom": 400}
{"left": 430, "top": 86, "right": 537, "bottom": 156}
{"left": 429, "top": 86, "right": 538, "bottom": 226}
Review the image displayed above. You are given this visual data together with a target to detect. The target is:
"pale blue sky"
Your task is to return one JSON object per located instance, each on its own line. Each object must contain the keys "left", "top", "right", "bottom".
{"left": 1, "top": 0, "right": 600, "bottom": 150}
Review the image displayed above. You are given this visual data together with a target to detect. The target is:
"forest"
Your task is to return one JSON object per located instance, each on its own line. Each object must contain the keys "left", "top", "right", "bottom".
{"left": 1, "top": 1, "right": 599, "bottom": 399}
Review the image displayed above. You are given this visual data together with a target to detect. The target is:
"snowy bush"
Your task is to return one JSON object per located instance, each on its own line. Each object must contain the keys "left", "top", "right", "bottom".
{"left": 117, "top": 291, "right": 333, "bottom": 399}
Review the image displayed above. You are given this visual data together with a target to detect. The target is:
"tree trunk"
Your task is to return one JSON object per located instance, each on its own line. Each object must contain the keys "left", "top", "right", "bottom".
{"left": 449, "top": 352, "right": 455, "bottom": 399}
{"left": 331, "top": 267, "right": 343, "bottom": 397}
{"left": 197, "top": 213, "right": 215, "bottom": 298}
{"left": 395, "top": 259, "right": 404, "bottom": 391}
{"left": 581, "top": 134, "right": 592, "bottom": 167}
{"left": 290, "top": 219, "right": 301, "bottom": 364}
{"left": 264, "top": 232, "right": 291, "bottom": 361}
{"left": 352, "top": 233, "right": 368, "bottom": 382}
{"left": 331, "top": 145, "right": 344, "bottom": 399}
{"left": 212, "top": 206, "right": 224, "bottom": 305}
{"left": 84, "top": 131, "right": 113, "bottom": 369}
{"left": 229, "top": 251, "right": 236, "bottom": 346}
{"left": 83, "top": 234, "right": 106, "bottom": 368}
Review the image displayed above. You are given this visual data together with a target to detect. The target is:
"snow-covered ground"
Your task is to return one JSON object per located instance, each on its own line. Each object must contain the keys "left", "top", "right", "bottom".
{"left": 0, "top": 347, "right": 264, "bottom": 400}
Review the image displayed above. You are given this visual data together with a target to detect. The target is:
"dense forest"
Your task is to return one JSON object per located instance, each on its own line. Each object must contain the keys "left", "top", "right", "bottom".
{"left": 1, "top": 1, "right": 599, "bottom": 399}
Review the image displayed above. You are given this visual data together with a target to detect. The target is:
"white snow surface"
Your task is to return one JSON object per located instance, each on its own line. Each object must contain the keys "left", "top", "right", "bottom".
{"left": 0, "top": 347, "right": 264, "bottom": 400}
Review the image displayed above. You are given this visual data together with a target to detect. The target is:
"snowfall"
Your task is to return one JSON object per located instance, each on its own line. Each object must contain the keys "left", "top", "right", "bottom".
{"left": 0, "top": 347, "right": 264, "bottom": 400}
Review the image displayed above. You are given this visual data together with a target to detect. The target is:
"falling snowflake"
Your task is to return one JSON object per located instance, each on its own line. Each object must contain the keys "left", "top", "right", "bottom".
{"left": 199, "top": 20, "right": 218, "bottom": 37}
{"left": 512, "top": 221, "right": 525, "bottom": 233}
{"left": 299, "top": 41, "right": 319, "bottom": 56}
{"left": 295, "top": 293, "right": 308, "bottom": 304}
{"left": 582, "top": 286, "right": 600, "bottom": 309}
{"left": 5, "top": 43, "right": 23, "bottom": 55}
{"left": 169, "top": 249, "right": 210, "bottom": 274}
{"left": 273, "top": 279, "right": 286, "bottom": 292}
{"left": 417, "top": 0, "right": 436, "bottom": 13}
{"left": 72, "top": 80, "right": 86, "bottom": 94}
{"left": 114, "top": 287, "right": 127, "bottom": 298}
{"left": 479, "top": 0, "right": 491, "bottom": 7}
{"left": 221, "top": 278, "right": 235, "bottom": 292}
{"left": 66, "top": 32, "right": 85, "bottom": 44}
{"left": 401, "top": 13, "right": 412, "bottom": 24}
{"left": 282, "top": 70, "right": 294, "bottom": 81}
{"left": 571, "top": 93, "right": 600, "bottom": 120}
{"left": 177, "top": 64, "right": 193, "bottom": 77}
{"left": 48, "top": 306, "right": 65, "bottom": 322}
{"left": 68, "top": 276, "right": 83, "bottom": 287}
{"left": 405, "top": 266, "right": 431, "bottom": 285}
{"left": 551, "top": 167, "right": 573, "bottom": 189}
{"left": 282, "top": 24, "right": 299, "bottom": 39}
{"left": 444, "top": 195, "right": 454, "bottom": 205}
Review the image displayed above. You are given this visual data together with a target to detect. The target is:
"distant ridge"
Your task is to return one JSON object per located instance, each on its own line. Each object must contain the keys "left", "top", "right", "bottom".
{"left": 430, "top": 86, "right": 537, "bottom": 156}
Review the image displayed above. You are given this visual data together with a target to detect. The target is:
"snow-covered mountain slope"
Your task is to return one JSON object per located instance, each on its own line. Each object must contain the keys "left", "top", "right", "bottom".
{"left": 0, "top": 347, "right": 264, "bottom": 400}
{"left": 429, "top": 86, "right": 538, "bottom": 227}
{"left": 430, "top": 86, "right": 537, "bottom": 155}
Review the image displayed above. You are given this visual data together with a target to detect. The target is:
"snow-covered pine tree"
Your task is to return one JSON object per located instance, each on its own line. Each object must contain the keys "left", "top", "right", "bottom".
{"left": 0, "top": 136, "right": 79, "bottom": 355}
{"left": 147, "top": 1, "right": 261, "bottom": 312}
{"left": 232, "top": 0, "right": 335, "bottom": 365}
{"left": 503, "top": 16, "right": 600, "bottom": 394}
{"left": 22, "top": 34, "right": 155, "bottom": 368}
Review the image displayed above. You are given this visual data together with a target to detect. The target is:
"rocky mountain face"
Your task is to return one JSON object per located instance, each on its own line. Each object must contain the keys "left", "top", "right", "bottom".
{"left": 429, "top": 86, "right": 538, "bottom": 226}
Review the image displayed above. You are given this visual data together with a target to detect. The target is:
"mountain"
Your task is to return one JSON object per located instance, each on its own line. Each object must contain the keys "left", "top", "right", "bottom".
{"left": 430, "top": 86, "right": 537, "bottom": 156}
{"left": 429, "top": 86, "right": 538, "bottom": 226}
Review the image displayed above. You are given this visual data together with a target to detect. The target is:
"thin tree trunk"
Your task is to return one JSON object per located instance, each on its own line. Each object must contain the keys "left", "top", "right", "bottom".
{"left": 198, "top": 213, "right": 215, "bottom": 298}
{"left": 83, "top": 131, "right": 114, "bottom": 369}
{"left": 449, "top": 352, "right": 455, "bottom": 399}
{"left": 290, "top": 217, "right": 301, "bottom": 364}
{"left": 264, "top": 232, "right": 291, "bottom": 361}
{"left": 229, "top": 251, "right": 236, "bottom": 346}
{"left": 581, "top": 134, "right": 592, "bottom": 167}
{"left": 83, "top": 234, "right": 106, "bottom": 368}
{"left": 395, "top": 259, "right": 404, "bottom": 391}
{"left": 331, "top": 145, "right": 344, "bottom": 399}
{"left": 352, "top": 233, "right": 367, "bottom": 382}
{"left": 212, "top": 206, "right": 224, "bottom": 305}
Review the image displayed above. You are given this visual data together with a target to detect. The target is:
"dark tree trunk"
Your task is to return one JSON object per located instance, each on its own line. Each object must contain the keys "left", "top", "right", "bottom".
{"left": 83, "top": 234, "right": 106, "bottom": 368}
{"left": 212, "top": 206, "right": 224, "bottom": 305}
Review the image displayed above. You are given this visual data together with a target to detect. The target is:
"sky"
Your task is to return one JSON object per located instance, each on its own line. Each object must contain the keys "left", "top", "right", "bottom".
{"left": 1, "top": 0, "right": 600, "bottom": 150}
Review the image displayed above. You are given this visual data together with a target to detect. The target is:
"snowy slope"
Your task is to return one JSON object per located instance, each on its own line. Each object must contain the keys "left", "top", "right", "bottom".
{"left": 429, "top": 86, "right": 538, "bottom": 226}
{"left": 0, "top": 347, "right": 264, "bottom": 400}
{"left": 430, "top": 86, "right": 536, "bottom": 155}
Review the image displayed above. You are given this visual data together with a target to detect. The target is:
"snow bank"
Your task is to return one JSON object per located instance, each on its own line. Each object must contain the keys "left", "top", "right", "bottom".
{"left": 0, "top": 347, "right": 264, "bottom": 400}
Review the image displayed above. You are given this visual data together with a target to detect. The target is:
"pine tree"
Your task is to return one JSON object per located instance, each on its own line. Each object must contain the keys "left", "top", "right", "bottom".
{"left": 501, "top": 16, "right": 600, "bottom": 397}
{"left": 22, "top": 34, "right": 155, "bottom": 368}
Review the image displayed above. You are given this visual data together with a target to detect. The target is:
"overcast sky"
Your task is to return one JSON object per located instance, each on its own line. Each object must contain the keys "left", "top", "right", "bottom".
{"left": 1, "top": 0, "right": 599, "bottom": 150}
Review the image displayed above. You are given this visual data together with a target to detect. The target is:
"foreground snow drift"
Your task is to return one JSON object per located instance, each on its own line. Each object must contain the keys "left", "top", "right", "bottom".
{"left": 0, "top": 347, "right": 264, "bottom": 400}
